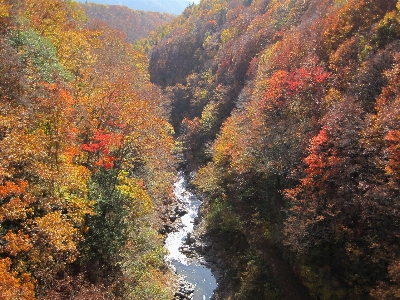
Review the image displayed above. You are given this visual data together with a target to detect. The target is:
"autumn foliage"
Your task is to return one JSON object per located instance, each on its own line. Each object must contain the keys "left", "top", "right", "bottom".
{"left": 81, "top": 3, "right": 175, "bottom": 44}
{"left": 147, "top": 0, "right": 400, "bottom": 298}
{"left": 0, "top": 0, "right": 176, "bottom": 298}
{"left": 2, "top": 0, "right": 400, "bottom": 298}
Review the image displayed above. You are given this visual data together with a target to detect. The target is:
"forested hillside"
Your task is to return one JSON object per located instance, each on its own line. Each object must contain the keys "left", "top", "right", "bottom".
{"left": 2, "top": 0, "right": 400, "bottom": 299}
{"left": 146, "top": 0, "right": 400, "bottom": 299}
{"left": 77, "top": 0, "right": 197, "bottom": 15}
{"left": 0, "top": 0, "right": 176, "bottom": 298}
{"left": 81, "top": 3, "right": 175, "bottom": 43}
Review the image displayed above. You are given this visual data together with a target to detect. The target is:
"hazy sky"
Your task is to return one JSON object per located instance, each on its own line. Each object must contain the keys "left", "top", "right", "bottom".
{"left": 75, "top": 0, "right": 201, "bottom": 15}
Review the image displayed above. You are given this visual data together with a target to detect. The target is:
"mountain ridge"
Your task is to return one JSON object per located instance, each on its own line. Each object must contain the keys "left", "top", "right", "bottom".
{"left": 80, "top": 3, "right": 175, "bottom": 43}
{"left": 76, "top": 0, "right": 198, "bottom": 15}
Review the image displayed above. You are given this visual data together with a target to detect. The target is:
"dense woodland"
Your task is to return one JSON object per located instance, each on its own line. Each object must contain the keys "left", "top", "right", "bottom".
{"left": 1, "top": 0, "right": 400, "bottom": 299}
{"left": 0, "top": 0, "right": 177, "bottom": 299}
{"left": 144, "top": 0, "right": 400, "bottom": 299}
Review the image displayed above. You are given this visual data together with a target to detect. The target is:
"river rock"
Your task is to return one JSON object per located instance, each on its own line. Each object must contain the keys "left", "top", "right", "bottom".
{"left": 163, "top": 224, "right": 174, "bottom": 234}
{"left": 169, "top": 214, "right": 177, "bottom": 222}
{"left": 180, "top": 245, "right": 190, "bottom": 253}
{"left": 195, "top": 242, "right": 211, "bottom": 254}
{"left": 174, "top": 278, "right": 194, "bottom": 300}
{"left": 186, "top": 232, "right": 196, "bottom": 244}
{"left": 175, "top": 205, "right": 188, "bottom": 216}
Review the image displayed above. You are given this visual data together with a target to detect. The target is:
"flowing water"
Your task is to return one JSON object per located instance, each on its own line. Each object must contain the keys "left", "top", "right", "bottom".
{"left": 165, "top": 172, "right": 217, "bottom": 300}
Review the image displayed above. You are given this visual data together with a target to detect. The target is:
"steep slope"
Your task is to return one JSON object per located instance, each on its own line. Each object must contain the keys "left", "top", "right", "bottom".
{"left": 147, "top": 0, "right": 400, "bottom": 299}
{"left": 81, "top": 3, "right": 175, "bottom": 43}
{"left": 0, "top": 0, "right": 176, "bottom": 298}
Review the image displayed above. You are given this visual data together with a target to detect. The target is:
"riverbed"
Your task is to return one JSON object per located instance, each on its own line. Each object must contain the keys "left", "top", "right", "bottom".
{"left": 165, "top": 173, "right": 217, "bottom": 300}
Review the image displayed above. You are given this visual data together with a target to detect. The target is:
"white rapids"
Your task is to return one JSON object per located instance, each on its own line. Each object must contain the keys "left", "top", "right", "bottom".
{"left": 165, "top": 174, "right": 201, "bottom": 265}
{"left": 165, "top": 172, "right": 217, "bottom": 300}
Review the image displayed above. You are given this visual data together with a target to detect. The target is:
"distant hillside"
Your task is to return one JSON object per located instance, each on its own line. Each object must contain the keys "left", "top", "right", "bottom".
{"left": 77, "top": 0, "right": 197, "bottom": 15}
{"left": 81, "top": 3, "right": 175, "bottom": 43}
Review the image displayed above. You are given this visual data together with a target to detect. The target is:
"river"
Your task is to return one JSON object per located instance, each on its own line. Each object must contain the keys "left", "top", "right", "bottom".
{"left": 165, "top": 172, "right": 217, "bottom": 300}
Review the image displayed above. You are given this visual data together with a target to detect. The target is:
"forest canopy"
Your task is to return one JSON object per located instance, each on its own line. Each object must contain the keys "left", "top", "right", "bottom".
{"left": 0, "top": 0, "right": 176, "bottom": 298}
{"left": 145, "top": 0, "right": 400, "bottom": 298}
{"left": 1, "top": 0, "right": 400, "bottom": 299}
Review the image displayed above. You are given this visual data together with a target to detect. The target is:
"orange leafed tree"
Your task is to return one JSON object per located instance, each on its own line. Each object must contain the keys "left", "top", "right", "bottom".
{"left": 0, "top": 258, "right": 35, "bottom": 300}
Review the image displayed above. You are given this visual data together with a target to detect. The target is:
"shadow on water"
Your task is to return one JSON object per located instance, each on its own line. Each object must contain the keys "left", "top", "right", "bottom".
{"left": 172, "top": 260, "right": 216, "bottom": 300}
{"left": 165, "top": 172, "right": 217, "bottom": 300}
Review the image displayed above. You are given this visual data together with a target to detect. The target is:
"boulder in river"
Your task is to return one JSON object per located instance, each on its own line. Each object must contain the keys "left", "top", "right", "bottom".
{"left": 170, "top": 214, "right": 177, "bottom": 222}
{"left": 186, "top": 232, "right": 196, "bottom": 244}
{"left": 174, "top": 278, "right": 194, "bottom": 300}
{"left": 175, "top": 205, "right": 188, "bottom": 216}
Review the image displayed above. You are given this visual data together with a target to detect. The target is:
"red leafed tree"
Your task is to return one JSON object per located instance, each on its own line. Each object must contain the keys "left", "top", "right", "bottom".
{"left": 81, "top": 129, "right": 122, "bottom": 170}
{"left": 284, "top": 98, "right": 365, "bottom": 253}
{"left": 250, "top": 62, "right": 329, "bottom": 176}
{"left": 259, "top": 64, "right": 328, "bottom": 116}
